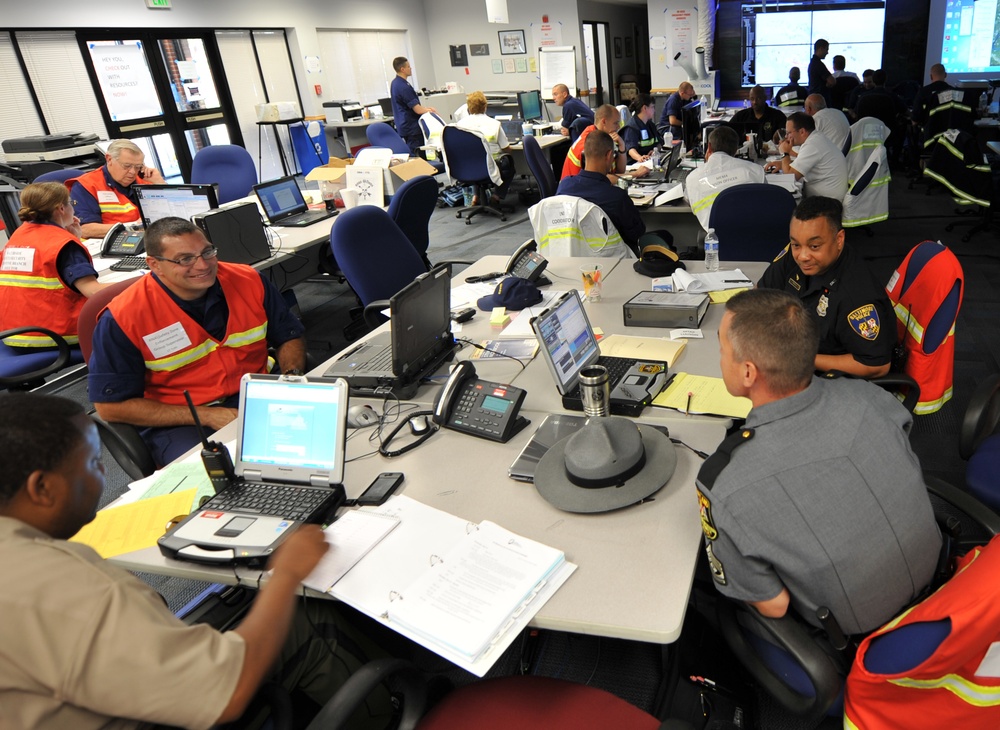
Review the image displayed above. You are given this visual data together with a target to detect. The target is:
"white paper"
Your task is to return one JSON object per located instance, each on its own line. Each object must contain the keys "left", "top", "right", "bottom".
{"left": 654, "top": 183, "right": 684, "bottom": 206}
{"left": 141, "top": 322, "right": 192, "bottom": 359}
{"left": 0, "top": 247, "right": 35, "bottom": 272}
{"left": 303, "top": 511, "right": 400, "bottom": 593}
{"left": 345, "top": 166, "right": 384, "bottom": 207}
{"left": 975, "top": 641, "right": 1000, "bottom": 678}
{"left": 673, "top": 268, "right": 753, "bottom": 293}
{"left": 353, "top": 147, "right": 391, "bottom": 168}
{"left": 670, "top": 328, "right": 704, "bottom": 339}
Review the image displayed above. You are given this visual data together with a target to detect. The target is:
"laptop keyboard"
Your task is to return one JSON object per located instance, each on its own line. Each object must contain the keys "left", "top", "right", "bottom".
{"left": 206, "top": 481, "right": 331, "bottom": 521}
{"left": 596, "top": 355, "right": 636, "bottom": 384}
{"left": 110, "top": 255, "right": 149, "bottom": 272}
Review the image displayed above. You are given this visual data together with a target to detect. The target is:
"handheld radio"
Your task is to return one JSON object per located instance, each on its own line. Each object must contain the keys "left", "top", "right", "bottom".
{"left": 183, "top": 390, "right": 236, "bottom": 493}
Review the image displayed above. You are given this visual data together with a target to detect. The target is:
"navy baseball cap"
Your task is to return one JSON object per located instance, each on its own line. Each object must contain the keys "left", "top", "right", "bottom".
{"left": 476, "top": 277, "right": 543, "bottom": 311}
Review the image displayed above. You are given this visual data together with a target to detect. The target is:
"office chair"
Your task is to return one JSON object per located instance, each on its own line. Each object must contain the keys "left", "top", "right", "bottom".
{"left": 32, "top": 168, "right": 81, "bottom": 184}
{"left": 522, "top": 135, "right": 557, "bottom": 200}
{"left": 190, "top": 144, "right": 258, "bottom": 204}
{"left": 924, "top": 129, "right": 993, "bottom": 241}
{"left": 569, "top": 117, "right": 591, "bottom": 143}
{"left": 305, "top": 658, "right": 689, "bottom": 730}
{"left": 366, "top": 122, "right": 411, "bottom": 155}
{"left": 387, "top": 174, "right": 438, "bottom": 270}
{"left": 842, "top": 117, "right": 890, "bottom": 232}
{"left": 528, "top": 195, "right": 628, "bottom": 258}
{"left": 417, "top": 112, "right": 447, "bottom": 174}
{"left": 706, "top": 184, "right": 795, "bottom": 261}
{"left": 0, "top": 327, "right": 81, "bottom": 391}
{"left": 832, "top": 76, "right": 860, "bottom": 114}
{"left": 441, "top": 126, "right": 507, "bottom": 223}
{"left": 960, "top": 374, "right": 1000, "bottom": 516}
{"left": 77, "top": 277, "right": 157, "bottom": 480}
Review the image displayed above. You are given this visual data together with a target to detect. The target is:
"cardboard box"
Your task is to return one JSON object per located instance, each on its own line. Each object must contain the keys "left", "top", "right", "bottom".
{"left": 305, "top": 155, "right": 438, "bottom": 196}
{"left": 255, "top": 101, "right": 301, "bottom": 122}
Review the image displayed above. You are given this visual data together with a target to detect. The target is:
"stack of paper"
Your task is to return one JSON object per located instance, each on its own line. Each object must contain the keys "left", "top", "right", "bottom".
{"left": 669, "top": 268, "right": 754, "bottom": 294}
{"left": 653, "top": 372, "right": 752, "bottom": 418}
{"left": 598, "top": 333, "right": 686, "bottom": 367}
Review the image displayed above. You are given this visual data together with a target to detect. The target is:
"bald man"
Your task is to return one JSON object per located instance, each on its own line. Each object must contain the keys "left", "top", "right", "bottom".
{"left": 805, "top": 94, "right": 850, "bottom": 151}
{"left": 912, "top": 63, "right": 953, "bottom": 125}
{"left": 552, "top": 83, "right": 594, "bottom": 137}
{"left": 660, "top": 81, "right": 696, "bottom": 139}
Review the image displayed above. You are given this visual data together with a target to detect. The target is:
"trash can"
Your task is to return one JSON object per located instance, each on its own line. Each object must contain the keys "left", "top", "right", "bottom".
{"left": 289, "top": 120, "right": 329, "bottom": 175}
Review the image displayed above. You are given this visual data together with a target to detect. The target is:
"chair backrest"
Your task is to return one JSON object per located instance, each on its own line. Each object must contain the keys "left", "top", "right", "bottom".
{"left": 924, "top": 89, "right": 977, "bottom": 144}
{"left": 832, "top": 76, "right": 860, "bottom": 112}
{"left": 366, "top": 122, "right": 410, "bottom": 155}
{"left": 78, "top": 278, "right": 141, "bottom": 363}
{"left": 843, "top": 117, "right": 890, "bottom": 226}
{"left": 522, "top": 135, "right": 557, "bottom": 199}
{"left": 329, "top": 206, "right": 427, "bottom": 307}
{"left": 441, "top": 126, "right": 492, "bottom": 185}
{"left": 707, "top": 184, "right": 796, "bottom": 261}
{"left": 386, "top": 174, "right": 437, "bottom": 268}
{"left": 33, "top": 169, "right": 81, "bottom": 184}
{"left": 190, "top": 144, "right": 257, "bottom": 204}
{"left": 528, "top": 195, "right": 626, "bottom": 258}
{"left": 569, "top": 117, "right": 590, "bottom": 143}
{"left": 418, "top": 112, "right": 446, "bottom": 147}
{"left": 452, "top": 103, "right": 469, "bottom": 122}
{"left": 856, "top": 92, "right": 901, "bottom": 131}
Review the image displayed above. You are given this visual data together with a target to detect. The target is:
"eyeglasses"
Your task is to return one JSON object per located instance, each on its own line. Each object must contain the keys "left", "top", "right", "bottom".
{"left": 152, "top": 247, "right": 219, "bottom": 267}
{"left": 114, "top": 160, "right": 145, "bottom": 172}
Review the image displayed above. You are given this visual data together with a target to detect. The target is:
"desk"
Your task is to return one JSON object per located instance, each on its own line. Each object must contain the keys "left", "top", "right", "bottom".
{"left": 324, "top": 118, "right": 382, "bottom": 156}
{"left": 509, "top": 134, "right": 570, "bottom": 178}
{"left": 109, "top": 255, "right": 766, "bottom": 645}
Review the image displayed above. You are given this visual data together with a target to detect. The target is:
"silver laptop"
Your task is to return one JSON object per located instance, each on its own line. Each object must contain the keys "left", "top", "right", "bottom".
{"left": 157, "top": 374, "right": 348, "bottom": 567}
{"left": 323, "top": 265, "right": 457, "bottom": 398}
{"left": 253, "top": 175, "right": 338, "bottom": 227}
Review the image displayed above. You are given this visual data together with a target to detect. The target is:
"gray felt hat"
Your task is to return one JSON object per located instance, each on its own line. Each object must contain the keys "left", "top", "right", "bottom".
{"left": 534, "top": 417, "right": 676, "bottom": 513}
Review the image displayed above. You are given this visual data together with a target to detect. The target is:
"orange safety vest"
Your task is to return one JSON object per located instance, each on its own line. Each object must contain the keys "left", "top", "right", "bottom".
{"left": 106, "top": 263, "right": 270, "bottom": 405}
{"left": 844, "top": 536, "right": 1000, "bottom": 729}
{"left": 0, "top": 222, "right": 91, "bottom": 347}
{"left": 561, "top": 125, "right": 596, "bottom": 178}
{"left": 885, "top": 241, "right": 964, "bottom": 415}
{"left": 65, "top": 168, "right": 145, "bottom": 224}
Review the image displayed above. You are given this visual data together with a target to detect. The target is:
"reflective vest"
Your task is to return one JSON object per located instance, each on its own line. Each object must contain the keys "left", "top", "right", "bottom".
{"left": 528, "top": 195, "right": 627, "bottom": 258}
{"left": 106, "top": 264, "right": 269, "bottom": 405}
{"left": 561, "top": 125, "right": 595, "bottom": 178}
{"left": 65, "top": 168, "right": 143, "bottom": 224}
{"left": 844, "top": 535, "right": 1000, "bottom": 729}
{"left": 0, "top": 223, "right": 91, "bottom": 347}
{"left": 885, "top": 241, "right": 964, "bottom": 415}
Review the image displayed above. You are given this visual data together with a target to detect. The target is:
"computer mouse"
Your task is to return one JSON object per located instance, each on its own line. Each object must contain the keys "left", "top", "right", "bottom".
{"left": 409, "top": 415, "right": 432, "bottom": 435}
{"left": 347, "top": 404, "right": 379, "bottom": 428}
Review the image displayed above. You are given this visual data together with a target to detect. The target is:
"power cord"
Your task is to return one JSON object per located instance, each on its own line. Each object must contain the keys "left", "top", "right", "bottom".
{"left": 456, "top": 337, "right": 531, "bottom": 372}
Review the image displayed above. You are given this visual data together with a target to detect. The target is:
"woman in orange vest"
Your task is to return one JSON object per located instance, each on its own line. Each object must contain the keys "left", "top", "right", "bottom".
{"left": 0, "top": 182, "right": 108, "bottom": 350}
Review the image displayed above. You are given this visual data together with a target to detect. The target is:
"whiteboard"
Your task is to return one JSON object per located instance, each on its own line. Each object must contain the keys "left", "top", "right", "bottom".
{"left": 539, "top": 46, "right": 576, "bottom": 100}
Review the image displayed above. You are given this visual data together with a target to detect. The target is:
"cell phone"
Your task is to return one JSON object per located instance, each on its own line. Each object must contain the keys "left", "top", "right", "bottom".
{"left": 356, "top": 472, "right": 404, "bottom": 506}
{"left": 137, "top": 166, "right": 146, "bottom": 179}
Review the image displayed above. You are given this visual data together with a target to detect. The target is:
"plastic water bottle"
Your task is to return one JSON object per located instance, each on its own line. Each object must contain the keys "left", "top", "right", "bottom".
{"left": 704, "top": 228, "right": 720, "bottom": 272}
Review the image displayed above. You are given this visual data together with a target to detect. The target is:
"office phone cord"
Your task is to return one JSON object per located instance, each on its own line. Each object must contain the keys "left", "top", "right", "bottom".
{"left": 456, "top": 338, "right": 529, "bottom": 371}
{"left": 670, "top": 438, "right": 709, "bottom": 460}
{"left": 584, "top": 637, "right": 602, "bottom": 686}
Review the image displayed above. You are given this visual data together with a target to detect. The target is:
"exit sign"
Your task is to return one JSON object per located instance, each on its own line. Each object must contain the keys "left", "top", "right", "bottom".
{"left": 145, "top": 0, "right": 172, "bottom": 8}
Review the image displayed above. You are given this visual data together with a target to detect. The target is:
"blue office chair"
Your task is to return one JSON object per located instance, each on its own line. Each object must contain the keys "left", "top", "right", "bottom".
{"left": 329, "top": 206, "right": 428, "bottom": 331}
{"left": 387, "top": 175, "right": 438, "bottom": 270}
{"left": 441, "top": 126, "right": 506, "bottom": 223}
{"left": 365, "top": 122, "right": 410, "bottom": 155}
{"left": 190, "top": 144, "right": 258, "bottom": 204}
{"left": 0, "top": 327, "right": 83, "bottom": 391}
{"left": 707, "top": 184, "right": 796, "bottom": 261}
{"left": 569, "top": 117, "right": 591, "bottom": 143}
{"left": 522, "top": 135, "right": 557, "bottom": 199}
{"left": 33, "top": 169, "right": 81, "bottom": 184}
{"left": 417, "top": 112, "right": 447, "bottom": 174}
{"left": 960, "top": 374, "right": 1000, "bottom": 515}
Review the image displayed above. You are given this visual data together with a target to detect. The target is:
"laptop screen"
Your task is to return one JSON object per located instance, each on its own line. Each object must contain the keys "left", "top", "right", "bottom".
{"left": 531, "top": 290, "right": 599, "bottom": 394}
{"left": 390, "top": 265, "right": 453, "bottom": 376}
{"left": 135, "top": 184, "right": 220, "bottom": 228}
{"left": 237, "top": 376, "right": 348, "bottom": 483}
{"left": 254, "top": 176, "right": 307, "bottom": 222}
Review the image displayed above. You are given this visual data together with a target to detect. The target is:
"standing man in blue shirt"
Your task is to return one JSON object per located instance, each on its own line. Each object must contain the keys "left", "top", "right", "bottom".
{"left": 552, "top": 84, "right": 595, "bottom": 137}
{"left": 390, "top": 57, "right": 437, "bottom": 154}
{"left": 808, "top": 39, "right": 835, "bottom": 105}
{"left": 659, "top": 81, "right": 696, "bottom": 140}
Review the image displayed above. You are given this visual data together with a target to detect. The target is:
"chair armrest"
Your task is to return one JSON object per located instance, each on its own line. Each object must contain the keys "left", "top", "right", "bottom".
{"left": 925, "top": 474, "right": 1000, "bottom": 538}
{"left": 869, "top": 372, "right": 921, "bottom": 414}
{"left": 90, "top": 411, "right": 157, "bottom": 480}
{"left": 362, "top": 300, "right": 391, "bottom": 331}
{"left": 306, "top": 658, "right": 427, "bottom": 730}
{"left": 960, "top": 373, "right": 1000, "bottom": 459}
{"left": 716, "top": 599, "right": 845, "bottom": 726}
{"left": 0, "top": 327, "right": 71, "bottom": 388}
{"left": 435, "top": 259, "right": 475, "bottom": 277}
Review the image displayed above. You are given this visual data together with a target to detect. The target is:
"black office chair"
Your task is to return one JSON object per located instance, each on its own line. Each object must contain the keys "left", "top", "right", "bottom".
{"left": 441, "top": 126, "right": 506, "bottom": 223}
{"left": 387, "top": 174, "right": 438, "bottom": 270}
{"left": 925, "top": 129, "right": 993, "bottom": 241}
{"left": 522, "top": 135, "right": 557, "bottom": 199}
{"left": 706, "top": 184, "right": 795, "bottom": 261}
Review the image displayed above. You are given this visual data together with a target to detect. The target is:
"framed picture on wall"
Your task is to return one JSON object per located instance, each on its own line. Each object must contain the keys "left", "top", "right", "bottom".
{"left": 470, "top": 43, "right": 490, "bottom": 57}
{"left": 624, "top": 37, "right": 633, "bottom": 58}
{"left": 614, "top": 37, "right": 622, "bottom": 59}
{"left": 499, "top": 29, "right": 526, "bottom": 55}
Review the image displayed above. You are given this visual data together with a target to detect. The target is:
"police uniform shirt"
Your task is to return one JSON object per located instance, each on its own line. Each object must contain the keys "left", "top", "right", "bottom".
{"left": 695, "top": 377, "right": 941, "bottom": 636}
{"left": 759, "top": 242, "right": 893, "bottom": 367}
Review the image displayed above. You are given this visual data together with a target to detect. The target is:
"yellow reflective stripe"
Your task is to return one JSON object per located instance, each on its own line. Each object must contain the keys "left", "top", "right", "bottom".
{"left": 692, "top": 191, "right": 719, "bottom": 214}
{"left": 98, "top": 202, "right": 134, "bottom": 214}
{"left": 566, "top": 147, "right": 582, "bottom": 166}
{"left": 2, "top": 333, "right": 78, "bottom": 346}
{"left": 893, "top": 302, "right": 925, "bottom": 344}
{"left": 843, "top": 713, "right": 861, "bottom": 730}
{"left": 922, "top": 168, "right": 990, "bottom": 207}
{"left": 843, "top": 212, "right": 889, "bottom": 226}
{"left": 144, "top": 339, "right": 218, "bottom": 372}
{"left": 0, "top": 273, "right": 64, "bottom": 290}
{"left": 888, "top": 673, "right": 1000, "bottom": 706}
{"left": 538, "top": 227, "right": 619, "bottom": 253}
{"left": 223, "top": 323, "right": 267, "bottom": 348}
{"left": 914, "top": 386, "right": 954, "bottom": 415}
{"left": 848, "top": 140, "right": 884, "bottom": 154}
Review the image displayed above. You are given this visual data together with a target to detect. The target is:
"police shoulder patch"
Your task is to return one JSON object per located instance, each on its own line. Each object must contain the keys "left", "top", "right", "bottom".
{"left": 772, "top": 244, "right": 789, "bottom": 263}
{"left": 847, "top": 304, "right": 880, "bottom": 341}
{"left": 696, "top": 488, "right": 718, "bottom": 541}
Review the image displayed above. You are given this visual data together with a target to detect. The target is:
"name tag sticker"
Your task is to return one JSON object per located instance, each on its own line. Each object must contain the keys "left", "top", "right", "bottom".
{"left": 975, "top": 641, "right": 1000, "bottom": 678}
{"left": 97, "top": 191, "right": 119, "bottom": 203}
{"left": 0, "top": 247, "right": 35, "bottom": 272}
{"left": 142, "top": 322, "right": 192, "bottom": 360}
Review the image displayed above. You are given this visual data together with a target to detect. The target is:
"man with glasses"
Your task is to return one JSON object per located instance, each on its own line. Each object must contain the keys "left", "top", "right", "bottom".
{"left": 66, "top": 138, "right": 166, "bottom": 239}
{"left": 88, "top": 217, "right": 306, "bottom": 464}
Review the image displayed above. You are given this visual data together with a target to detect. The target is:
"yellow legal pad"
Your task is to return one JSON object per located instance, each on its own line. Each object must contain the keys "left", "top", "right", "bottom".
{"left": 653, "top": 372, "right": 752, "bottom": 419}
{"left": 70, "top": 489, "right": 197, "bottom": 559}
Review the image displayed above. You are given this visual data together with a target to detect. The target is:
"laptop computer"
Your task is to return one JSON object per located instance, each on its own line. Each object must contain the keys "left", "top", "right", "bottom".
{"left": 192, "top": 202, "right": 273, "bottom": 266}
{"left": 157, "top": 374, "right": 348, "bottom": 567}
{"left": 253, "top": 175, "right": 338, "bottom": 227}
{"left": 323, "top": 264, "right": 458, "bottom": 398}
{"left": 501, "top": 119, "right": 524, "bottom": 144}
{"left": 530, "top": 290, "right": 670, "bottom": 417}
{"left": 134, "top": 183, "right": 220, "bottom": 228}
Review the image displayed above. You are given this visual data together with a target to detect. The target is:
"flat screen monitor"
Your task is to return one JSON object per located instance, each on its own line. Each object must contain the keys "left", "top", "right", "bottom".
{"left": 518, "top": 90, "right": 544, "bottom": 121}
{"left": 378, "top": 97, "right": 394, "bottom": 117}
{"left": 681, "top": 99, "right": 704, "bottom": 154}
{"left": 134, "top": 183, "right": 220, "bottom": 228}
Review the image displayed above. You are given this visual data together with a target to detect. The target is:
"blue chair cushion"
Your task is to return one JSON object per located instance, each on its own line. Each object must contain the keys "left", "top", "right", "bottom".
{"left": 863, "top": 619, "right": 952, "bottom": 674}
{"left": 0, "top": 341, "right": 83, "bottom": 380}
{"left": 966, "top": 434, "right": 1000, "bottom": 512}
{"left": 745, "top": 629, "right": 845, "bottom": 717}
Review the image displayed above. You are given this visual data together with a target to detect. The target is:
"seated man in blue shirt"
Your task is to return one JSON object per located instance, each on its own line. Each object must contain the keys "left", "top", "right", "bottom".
{"left": 556, "top": 130, "right": 650, "bottom": 255}
{"left": 659, "top": 81, "right": 696, "bottom": 139}
{"left": 552, "top": 83, "right": 595, "bottom": 137}
{"left": 88, "top": 217, "right": 306, "bottom": 465}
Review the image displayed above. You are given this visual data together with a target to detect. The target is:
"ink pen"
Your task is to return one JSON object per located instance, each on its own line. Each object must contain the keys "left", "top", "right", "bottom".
{"left": 685, "top": 391, "right": 693, "bottom": 415}
{"left": 723, "top": 279, "right": 752, "bottom": 283}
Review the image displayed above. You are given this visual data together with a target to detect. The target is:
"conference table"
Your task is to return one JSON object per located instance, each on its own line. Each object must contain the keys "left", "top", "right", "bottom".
{"left": 109, "top": 254, "right": 766, "bottom": 647}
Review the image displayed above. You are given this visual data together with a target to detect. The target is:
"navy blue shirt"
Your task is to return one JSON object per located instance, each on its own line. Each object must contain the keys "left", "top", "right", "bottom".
{"left": 808, "top": 56, "right": 833, "bottom": 104}
{"left": 560, "top": 96, "right": 594, "bottom": 131}
{"left": 623, "top": 114, "right": 663, "bottom": 158}
{"left": 88, "top": 269, "right": 304, "bottom": 403}
{"left": 556, "top": 170, "right": 646, "bottom": 247}
{"left": 70, "top": 166, "right": 138, "bottom": 226}
{"left": 660, "top": 91, "right": 685, "bottom": 138}
{"left": 391, "top": 74, "right": 421, "bottom": 139}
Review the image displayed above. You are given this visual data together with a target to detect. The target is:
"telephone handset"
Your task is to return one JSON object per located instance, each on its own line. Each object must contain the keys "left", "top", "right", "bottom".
{"left": 464, "top": 240, "right": 550, "bottom": 285}
{"left": 101, "top": 222, "right": 145, "bottom": 258}
{"left": 434, "top": 361, "right": 529, "bottom": 443}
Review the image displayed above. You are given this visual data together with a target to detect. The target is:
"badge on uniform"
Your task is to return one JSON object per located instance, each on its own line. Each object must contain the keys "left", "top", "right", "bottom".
{"left": 696, "top": 488, "right": 718, "bottom": 541}
{"left": 706, "top": 542, "right": 726, "bottom": 585}
{"left": 787, "top": 275, "right": 801, "bottom": 292}
{"left": 847, "top": 304, "right": 880, "bottom": 341}
{"left": 816, "top": 294, "right": 829, "bottom": 317}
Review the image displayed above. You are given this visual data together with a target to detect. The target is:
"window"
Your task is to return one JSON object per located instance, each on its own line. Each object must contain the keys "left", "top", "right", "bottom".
{"left": 0, "top": 33, "right": 44, "bottom": 164}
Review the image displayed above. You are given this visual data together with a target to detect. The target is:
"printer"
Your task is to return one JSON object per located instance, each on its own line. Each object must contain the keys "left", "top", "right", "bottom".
{"left": 323, "top": 101, "right": 364, "bottom": 123}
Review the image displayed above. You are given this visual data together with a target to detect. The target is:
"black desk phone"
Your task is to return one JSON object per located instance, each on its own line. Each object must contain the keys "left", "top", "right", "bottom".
{"left": 101, "top": 222, "right": 145, "bottom": 258}
{"left": 433, "top": 361, "right": 529, "bottom": 443}
{"left": 464, "top": 239, "right": 550, "bottom": 285}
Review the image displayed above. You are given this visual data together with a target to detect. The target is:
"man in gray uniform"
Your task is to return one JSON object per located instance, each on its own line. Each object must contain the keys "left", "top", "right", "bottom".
{"left": 696, "top": 288, "right": 940, "bottom": 636}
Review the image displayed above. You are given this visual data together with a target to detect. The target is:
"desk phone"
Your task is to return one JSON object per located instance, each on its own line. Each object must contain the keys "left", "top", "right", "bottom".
{"left": 434, "top": 361, "right": 529, "bottom": 443}
{"left": 101, "top": 222, "right": 145, "bottom": 258}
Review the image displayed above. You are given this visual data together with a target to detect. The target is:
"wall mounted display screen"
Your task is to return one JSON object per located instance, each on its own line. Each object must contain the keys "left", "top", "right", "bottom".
{"left": 928, "top": 0, "right": 1000, "bottom": 76}
{"left": 740, "top": 1, "right": 886, "bottom": 88}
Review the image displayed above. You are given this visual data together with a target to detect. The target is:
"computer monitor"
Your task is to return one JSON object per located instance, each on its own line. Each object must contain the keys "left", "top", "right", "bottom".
{"left": 378, "top": 97, "right": 394, "bottom": 118}
{"left": 134, "top": 183, "right": 220, "bottom": 228}
{"left": 518, "top": 90, "right": 544, "bottom": 122}
{"left": 681, "top": 99, "right": 704, "bottom": 155}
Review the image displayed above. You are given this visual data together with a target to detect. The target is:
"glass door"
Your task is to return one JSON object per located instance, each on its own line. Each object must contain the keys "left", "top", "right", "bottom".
{"left": 582, "top": 22, "right": 612, "bottom": 107}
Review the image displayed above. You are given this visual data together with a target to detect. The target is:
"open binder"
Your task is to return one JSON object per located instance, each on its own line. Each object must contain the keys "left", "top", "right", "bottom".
{"left": 329, "top": 496, "right": 577, "bottom": 676}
